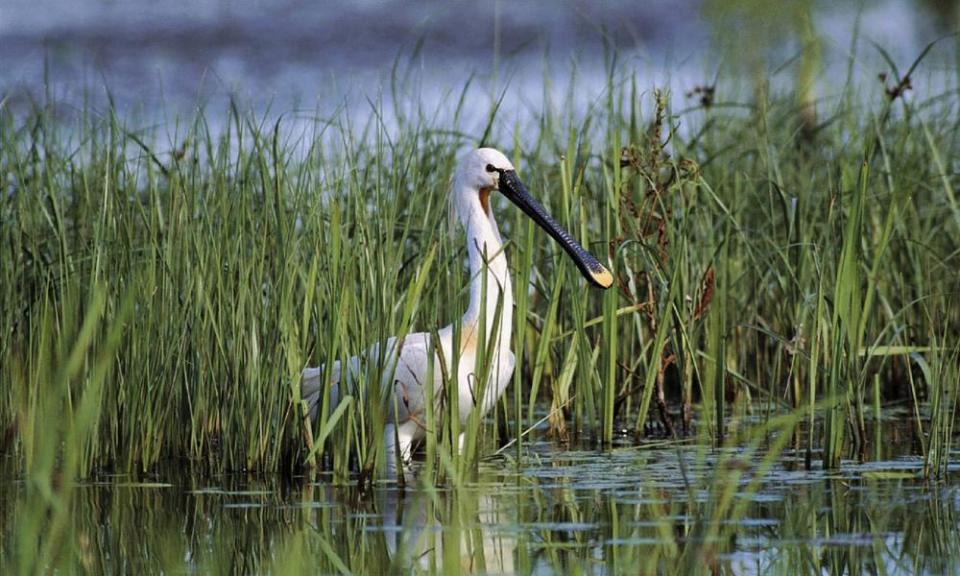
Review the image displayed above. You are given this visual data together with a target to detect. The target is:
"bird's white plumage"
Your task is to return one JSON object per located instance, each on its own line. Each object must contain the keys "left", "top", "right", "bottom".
{"left": 302, "top": 148, "right": 518, "bottom": 471}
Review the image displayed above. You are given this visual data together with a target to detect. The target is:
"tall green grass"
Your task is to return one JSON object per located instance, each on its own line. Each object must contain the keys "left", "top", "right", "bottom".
{"left": 2, "top": 41, "right": 958, "bottom": 489}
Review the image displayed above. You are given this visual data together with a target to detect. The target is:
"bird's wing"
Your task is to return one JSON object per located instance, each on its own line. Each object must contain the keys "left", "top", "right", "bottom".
{"left": 301, "top": 331, "right": 440, "bottom": 425}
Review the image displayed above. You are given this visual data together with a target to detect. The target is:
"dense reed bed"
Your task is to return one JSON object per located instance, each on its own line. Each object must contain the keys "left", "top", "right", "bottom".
{"left": 3, "top": 42, "right": 960, "bottom": 571}
{"left": 2, "top": 52, "right": 958, "bottom": 482}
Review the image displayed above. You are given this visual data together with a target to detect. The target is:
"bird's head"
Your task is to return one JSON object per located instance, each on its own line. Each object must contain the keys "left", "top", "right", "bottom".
{"left": 457, "top": 147, "right": 515, "bottom": 215}
{"left": 454, "top": 147, "right": 613, "bottom": 290}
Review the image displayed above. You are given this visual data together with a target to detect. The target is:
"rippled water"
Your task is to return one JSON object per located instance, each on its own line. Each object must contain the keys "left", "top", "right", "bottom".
{"left": 3, "top": 437, "right": 958, "bottom": 574}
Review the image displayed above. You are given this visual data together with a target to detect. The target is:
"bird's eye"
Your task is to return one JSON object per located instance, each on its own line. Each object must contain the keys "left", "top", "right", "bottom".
{"left": 485, "top": 164, "right": 496, "bottom": 173}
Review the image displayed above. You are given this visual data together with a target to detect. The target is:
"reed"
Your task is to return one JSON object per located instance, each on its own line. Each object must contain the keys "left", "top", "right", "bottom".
{"left": 1, "top": 38, "right": 958, "bottom": 491}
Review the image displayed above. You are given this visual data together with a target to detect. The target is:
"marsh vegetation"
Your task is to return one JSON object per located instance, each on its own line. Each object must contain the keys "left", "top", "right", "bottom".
{"left": 2, "top": 2, "right": 959, "bottom": 573}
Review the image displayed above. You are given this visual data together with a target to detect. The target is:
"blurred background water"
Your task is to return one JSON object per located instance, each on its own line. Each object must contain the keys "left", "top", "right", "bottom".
{"left": 1, "top": 0, "right": 957, "bottom": 130}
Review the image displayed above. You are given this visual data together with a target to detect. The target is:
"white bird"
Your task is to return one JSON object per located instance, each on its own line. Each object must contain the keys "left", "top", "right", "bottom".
{"left": 301, "top": 148, "right": 612, "bottom": 471}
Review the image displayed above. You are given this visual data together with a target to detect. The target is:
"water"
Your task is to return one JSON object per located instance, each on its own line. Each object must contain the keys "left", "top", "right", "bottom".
{"left": 3, "top": 437, "right": 958, "bottom": 574}
{"left": 2, "top": 0, "right": 955, "bottom": 132}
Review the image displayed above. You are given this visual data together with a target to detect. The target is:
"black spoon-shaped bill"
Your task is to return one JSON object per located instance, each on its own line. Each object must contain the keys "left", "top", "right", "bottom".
{"left": 498, "top": 170, "right": 613, "bottom": 289}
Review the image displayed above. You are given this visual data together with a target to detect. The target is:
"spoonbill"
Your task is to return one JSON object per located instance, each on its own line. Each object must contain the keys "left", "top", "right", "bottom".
{"left": 302, "top": 148, "right": 612, "bottom": 470}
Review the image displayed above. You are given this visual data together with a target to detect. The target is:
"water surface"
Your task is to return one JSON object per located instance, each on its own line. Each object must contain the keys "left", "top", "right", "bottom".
{"left": 2, "top": 0, "right": 954, "bottom": 131}
{"left": 4, "top": 437, "right": 957, "bottom": 574}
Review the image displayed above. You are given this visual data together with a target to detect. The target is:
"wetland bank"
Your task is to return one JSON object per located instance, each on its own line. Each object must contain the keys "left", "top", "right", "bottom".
{"left": 2, "top": 1, "right": 960, "bottom": 573}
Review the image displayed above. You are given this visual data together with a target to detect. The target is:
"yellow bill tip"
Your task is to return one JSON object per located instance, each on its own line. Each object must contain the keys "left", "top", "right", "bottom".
{"left": 592, "top": 266, "right": 614, "bottom": 289}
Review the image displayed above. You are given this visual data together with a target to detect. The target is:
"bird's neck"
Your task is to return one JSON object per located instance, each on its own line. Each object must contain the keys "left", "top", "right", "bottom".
{"left": 460, "top": 187, "right": 513, "bottom": 353}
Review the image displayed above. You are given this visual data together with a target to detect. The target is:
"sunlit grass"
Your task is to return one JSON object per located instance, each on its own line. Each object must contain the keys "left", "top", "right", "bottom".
{"left": 2, "top": 37, "right": 959, "bottom": 573}
{"left": 2, "top": 56, "right": 958, "bottom": 475}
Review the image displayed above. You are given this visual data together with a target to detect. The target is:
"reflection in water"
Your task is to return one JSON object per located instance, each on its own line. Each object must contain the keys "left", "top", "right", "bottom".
{"left": 3, "top": 444, "right": 957, "bottom": 573}
{"left": 380, "top": 487, "right": 516, "bottom": 573}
